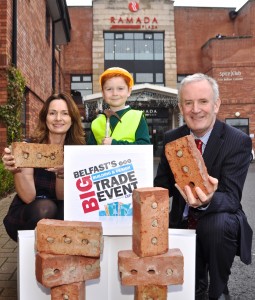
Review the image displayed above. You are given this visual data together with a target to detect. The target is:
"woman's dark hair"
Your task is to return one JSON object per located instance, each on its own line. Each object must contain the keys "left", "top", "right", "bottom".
{"left": 31, "top": 92, "right": 85, "bottom": 145}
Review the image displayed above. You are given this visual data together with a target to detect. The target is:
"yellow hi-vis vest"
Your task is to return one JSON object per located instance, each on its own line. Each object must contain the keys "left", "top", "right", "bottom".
{"left": 91, "top": 109, "right": 143, "bottom": 144}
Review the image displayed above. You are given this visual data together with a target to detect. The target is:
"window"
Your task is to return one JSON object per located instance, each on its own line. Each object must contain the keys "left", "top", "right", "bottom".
{"left": 71, "top": 75, "right": 92, "bottom": 105}
{"left": 225, "top": 118, "right": 249, "bottom": 135}
{"left": 136, "top": 73, "right": 153, "bottom": 83}
{"left": 177, "top": 74, "right": 190, "bottom": 89}
{"left": 105, "top": 32, "right": 163, "bottom": 61}
{"left": 104, "top": 32, "right": 164, "bottom": 85}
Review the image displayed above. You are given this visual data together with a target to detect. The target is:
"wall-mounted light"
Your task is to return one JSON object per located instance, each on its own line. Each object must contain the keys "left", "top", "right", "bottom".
{"left": 235, "top": 111, "right": 240, "bottom": 117}
{"left": 55, "top": 45, "right": 61, "bottom": 52}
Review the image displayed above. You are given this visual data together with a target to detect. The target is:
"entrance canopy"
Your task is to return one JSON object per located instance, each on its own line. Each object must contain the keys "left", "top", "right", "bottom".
{"left": 83, "top": 83, "right": 178, "bottom": 121}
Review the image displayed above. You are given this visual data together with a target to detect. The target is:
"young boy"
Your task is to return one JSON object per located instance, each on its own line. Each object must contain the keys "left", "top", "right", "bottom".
{"left": 88, "top": 67, "right": 151, "bottom": 145}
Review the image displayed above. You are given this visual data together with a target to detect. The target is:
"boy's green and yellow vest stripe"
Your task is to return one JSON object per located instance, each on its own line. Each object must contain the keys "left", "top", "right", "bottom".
{"left": 91, "top": 110, "right": 143, "bottom": 144}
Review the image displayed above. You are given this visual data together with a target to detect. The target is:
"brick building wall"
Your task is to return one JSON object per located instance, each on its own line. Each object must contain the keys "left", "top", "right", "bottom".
{"left": 174, "top": 4, "right": 255, "bottom": 149}
{"left": 174, "top": 7, "right": 236, "bottom": 74}
{"left": 63, "top": 6, "right": 93, "bottom": 93}
{"left": 15, "top": 0, "right": 54, "bottom": 142}
{"left": 0, "top": 1, "right": 67, "bottom": 152}
{"left": 63, "top": 7, "right": 93, "bottom": 119}
{"left": 234, "top": 0, "right": 255, "bottom": 36}
{"left": 17, "top": 0, "right": 52, "bottom": 99}
{"left": 1, "top": 1, "right": 254, "bottom": 153}
{"left": 0, "top": 0, "right": 13, "bottom": 148}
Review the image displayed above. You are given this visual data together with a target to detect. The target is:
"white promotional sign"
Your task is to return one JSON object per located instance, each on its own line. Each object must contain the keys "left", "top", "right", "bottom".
{"left": 64, "top": 145, "right": 153, "bottom": 234}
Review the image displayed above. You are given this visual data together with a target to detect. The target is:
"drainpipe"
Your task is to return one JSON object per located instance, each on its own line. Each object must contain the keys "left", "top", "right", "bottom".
{"left": 58, "top": 47, "right": 61, "bottom": 92}
{"left": 52, "top": 22, "right": 56, "bottom": 92}
{"left": 12, "top": 0, "right": 17, "bottom": 66}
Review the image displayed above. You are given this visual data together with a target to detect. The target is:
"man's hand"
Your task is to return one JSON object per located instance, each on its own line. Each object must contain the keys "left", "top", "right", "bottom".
{"left": 175, "top": 176, "right": 218, "bottom": 208}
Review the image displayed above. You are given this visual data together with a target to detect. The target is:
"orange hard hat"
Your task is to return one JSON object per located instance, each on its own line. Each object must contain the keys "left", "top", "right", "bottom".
{"left": 99, "top": 67, "right": 134, "bottom": 88}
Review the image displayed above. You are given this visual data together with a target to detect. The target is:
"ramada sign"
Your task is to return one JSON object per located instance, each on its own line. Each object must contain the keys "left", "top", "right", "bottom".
{"left": 110, "top": 1, "right": 158, "bottom": 30}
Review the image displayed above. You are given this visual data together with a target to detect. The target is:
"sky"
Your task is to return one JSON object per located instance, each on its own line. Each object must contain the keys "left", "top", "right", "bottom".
{"left": 66, "top": 0, "right": 248, "bottom": 10}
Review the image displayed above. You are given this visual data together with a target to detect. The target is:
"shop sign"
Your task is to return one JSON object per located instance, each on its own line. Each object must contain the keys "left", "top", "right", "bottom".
{"left": 128, "top": 1, "right": 139, "bottom": 12}
{"left": 110, "top": 1, "right": 158, "bottom": 30}
{"left": 110, "top": 16, "right": 158, "bottom": 30}
{"left": 218, "top": 70, "right": 243, "bottom": 81}
{"left": 144, "top": 108, "right": 169, "bottom": 118}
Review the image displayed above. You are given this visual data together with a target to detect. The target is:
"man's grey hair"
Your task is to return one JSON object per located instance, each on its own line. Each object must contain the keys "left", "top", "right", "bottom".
{"left": 178, "top": 73, "right": 219, "bottom": 103}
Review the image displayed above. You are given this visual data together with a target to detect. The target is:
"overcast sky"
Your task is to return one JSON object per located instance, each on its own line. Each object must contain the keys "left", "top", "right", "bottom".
{"left": 66, "top": 0, "right": 248, "bottom": 10}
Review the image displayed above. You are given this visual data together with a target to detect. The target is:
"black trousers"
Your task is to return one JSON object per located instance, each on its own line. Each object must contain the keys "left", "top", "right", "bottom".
{"left": 195, "top": 212, "right": 239, "bottom": 298}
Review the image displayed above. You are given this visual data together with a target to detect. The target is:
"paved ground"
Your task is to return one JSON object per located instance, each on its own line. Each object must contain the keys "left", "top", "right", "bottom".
{"left": 0, "top": 193, "right": 17, "bottom": 300}
{"left": 0, "top": 160, "right": 254, "bottom": 299}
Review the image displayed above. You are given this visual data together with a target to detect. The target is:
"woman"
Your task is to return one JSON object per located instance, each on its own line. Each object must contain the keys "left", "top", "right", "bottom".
{"left": 2, "top": 92, "right": 85, "bottom": 241}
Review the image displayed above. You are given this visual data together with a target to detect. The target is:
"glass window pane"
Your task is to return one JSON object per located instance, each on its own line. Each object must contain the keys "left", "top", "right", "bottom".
{"left": 82, "top": 76, "right": 92, "bottom": 81}
{"left": 104, "top": 33, "right": 114, "bottom": 40}
{"left": 84, "top": 83, "right": 92, "bottom": 89}
{"left": 177, "top": 75, "right": 187, "bottom": 83}
{"left": 136, "top": 73, "right": 153, "bottom": 83}
{"left": 82, "top": 90, "right": 93, "bottom": 97}
{"left": 145, "top": 33, "right": 153, "bottom": 40}
{"left": 156, "top": 73, "right": 163, "bottom": 83}
{"left": 105, "top": 40, "right": 115, "bottom": 60}
{"left": 226, "top": 118, "right": 248, "bottom": 126}
{"left": 115, "top": 40, "right": 134, "bottom": 60}
{"left": 154, "top": 33, "right": 163, "bottom": 40}
{"left": 72, "top": 76, "right": 80, "bottom": 82}
{"left": 115, "top": 33, "right": 123, "bottom": 39}
{"left": 135, "top": 40, "right": 153, "bottom": 60}
{"left": 134, "top": 33, "right": 143, "bottom": 39}
{"left": 71, "top": 74, "right": 92, "bottom": 101}
{"left": 124, "top": 33, "right": 133, "bottom": 39}
{"left": 154, "top": 41, "right": 163, "bottom": 60}
{"left": 71, "top": 83, "right": 87, "bottom": 90}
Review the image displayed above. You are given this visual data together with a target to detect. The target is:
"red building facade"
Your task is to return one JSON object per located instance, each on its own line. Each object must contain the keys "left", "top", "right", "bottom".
{"left": 0, "top": 0, "right": 254, "bottom": 152}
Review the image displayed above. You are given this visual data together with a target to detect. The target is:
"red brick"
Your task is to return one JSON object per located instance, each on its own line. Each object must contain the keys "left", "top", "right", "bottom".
{"left": 36, "top": 252, "right": 100, "bottom": 288}
{"left": 12, "top": 142, "right": 63, "bottom": 168}
{"left": 165, "top": 135, "right": 214, "bottom": 198}
{"left": 135, "top": 285, "right": 167, "bottom": 300}
{"left": 118, "top": 249, "right": 184, "bottom": 286}
{"left": 36, "top": 219, "right": 103, "bottom": 257}
{"left": 132, "top": 187, "right": 169, "bottom": 257}
{"left": 51, "top": 282, "right": 85, "bottom": 300}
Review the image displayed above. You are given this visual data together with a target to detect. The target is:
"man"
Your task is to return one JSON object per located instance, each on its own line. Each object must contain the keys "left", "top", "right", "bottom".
{"left": 154, "top": 73, "right": 253, "bottom": 300}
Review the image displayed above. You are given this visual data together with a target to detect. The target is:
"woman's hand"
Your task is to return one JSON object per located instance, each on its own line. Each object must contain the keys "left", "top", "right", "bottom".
{"left": 47, "top": 165, "right": 64, "bottom": 199}
{"left": 47, "top": 165, "right": 64, "bottom": 179}
{"left": 1, "top": 147, "right": 21, "bottom": 173}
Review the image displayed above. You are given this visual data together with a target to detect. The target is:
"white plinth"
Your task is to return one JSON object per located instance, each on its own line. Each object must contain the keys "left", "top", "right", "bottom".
{"left": 18, "top": 229, "right": 196, "bottom": 300}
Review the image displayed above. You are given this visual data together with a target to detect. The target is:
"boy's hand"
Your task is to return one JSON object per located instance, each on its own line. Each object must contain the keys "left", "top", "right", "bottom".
{"left": 102, "top": 137, "right": 112, "bottom": 145}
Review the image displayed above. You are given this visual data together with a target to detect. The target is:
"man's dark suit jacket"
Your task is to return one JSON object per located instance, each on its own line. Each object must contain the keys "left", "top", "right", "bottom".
{"left": 154, "top": 119, "right": 253, "bottom": 264}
